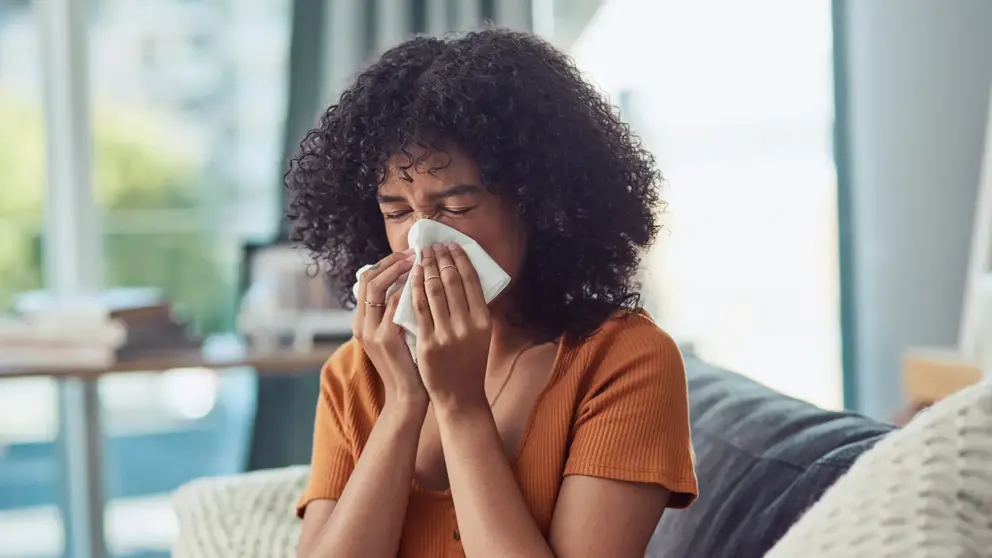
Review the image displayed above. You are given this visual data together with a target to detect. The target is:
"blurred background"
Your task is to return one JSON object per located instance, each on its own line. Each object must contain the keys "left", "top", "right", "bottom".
{"left": 0, "top": 0, "right": 990, "bottom": 556}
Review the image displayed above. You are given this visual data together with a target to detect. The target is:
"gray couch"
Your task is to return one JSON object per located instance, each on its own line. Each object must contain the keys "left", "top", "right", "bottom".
{"left": 648, "top": 358, "right": 894, "bottom": 557}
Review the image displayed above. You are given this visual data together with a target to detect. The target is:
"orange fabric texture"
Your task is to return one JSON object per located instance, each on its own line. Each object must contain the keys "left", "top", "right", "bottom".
{"left": 297, "top": 311, "right": 698, "bottom": 556}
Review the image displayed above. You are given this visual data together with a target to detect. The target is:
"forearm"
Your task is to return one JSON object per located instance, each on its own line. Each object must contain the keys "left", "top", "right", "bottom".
{"left": 306, "top": 397, "right": 427, "bottom": 558}
{"left": 436, "top": 401, "right": 554, "bottom": 558}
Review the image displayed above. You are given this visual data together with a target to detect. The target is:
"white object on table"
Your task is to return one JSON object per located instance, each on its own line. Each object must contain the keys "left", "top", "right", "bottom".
{"left": 980, "top": 275, "right": 992, "bottom": 378}
{"left": 292, "top": 310, "right": 354, "bottom": 352}
{"left": 959, "top": 84, "right": 992, "bottom": 361}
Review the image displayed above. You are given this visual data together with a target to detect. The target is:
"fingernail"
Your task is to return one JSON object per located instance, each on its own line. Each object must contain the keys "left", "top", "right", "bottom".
{"left": 405, "top": 253, "right": 416, "bottom": 261}
{"left": 432, "top": 243, "right": 445, "bottom": 252}
{"left": 421, "top": 247, "right": 432, "bottom": 258}
{"left": 445, "top": 242, "right": 459, "bottom": 251}
{"left": 402, "top": 247, "right": 414, "bottom": 254}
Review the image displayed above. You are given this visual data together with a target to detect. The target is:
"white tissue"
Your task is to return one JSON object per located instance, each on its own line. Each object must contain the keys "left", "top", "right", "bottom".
{"left": 353, "top": 219, "right": 511, "bottom": 358}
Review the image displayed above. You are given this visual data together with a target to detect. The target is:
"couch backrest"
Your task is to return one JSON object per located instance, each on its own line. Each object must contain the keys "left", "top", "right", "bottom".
{"left": 647, "top": 358, "right": 895, "bottom": 558}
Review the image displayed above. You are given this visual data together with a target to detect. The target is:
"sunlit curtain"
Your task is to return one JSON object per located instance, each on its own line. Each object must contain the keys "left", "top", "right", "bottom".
{"left": 571, "top": 0, "right": 840, "bottom": 408}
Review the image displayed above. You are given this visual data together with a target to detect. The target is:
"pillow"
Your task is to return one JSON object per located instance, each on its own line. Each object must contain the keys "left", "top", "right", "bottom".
{"left": 765, "top": 379, "right": 992, "bottom": 557}
{"left": 649, "top": 358, "right": 894, "bottom": 558}
{"left": 172, "top": 466, "right": 308, "bottom": 558}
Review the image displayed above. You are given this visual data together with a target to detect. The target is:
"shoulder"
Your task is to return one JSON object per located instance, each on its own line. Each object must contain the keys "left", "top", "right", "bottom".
{"left": 321, "top": 338, "right": 366, "bottom": 380}
{"left": 591, "top": 309, "right": 680, "bottom": 348}
{"left": 319, "top": 339, "right": 379, "bottom": 411}
{"left": 559, "top": 309, "right": 687, "bottom": 405}
{"left": 570, "top": 309, "right": 684, "bottom": 376}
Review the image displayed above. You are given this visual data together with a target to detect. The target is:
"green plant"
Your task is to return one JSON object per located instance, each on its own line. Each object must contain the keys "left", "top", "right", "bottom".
{"left": 0, "top": 87, "right": 234, "bottom": 333}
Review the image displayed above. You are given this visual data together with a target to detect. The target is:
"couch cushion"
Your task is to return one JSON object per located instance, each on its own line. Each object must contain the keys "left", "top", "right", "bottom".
{"left": 647, "top": 358, "right": 895, "bottom": 558}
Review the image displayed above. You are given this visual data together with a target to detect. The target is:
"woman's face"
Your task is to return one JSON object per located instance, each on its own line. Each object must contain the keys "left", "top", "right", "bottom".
{"left": 377, "top": 147, "right": 527, "bottom": 287}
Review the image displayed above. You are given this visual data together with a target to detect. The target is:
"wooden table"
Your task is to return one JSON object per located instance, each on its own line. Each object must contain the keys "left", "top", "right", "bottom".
{"left": 903, "top": 348, "right": 983, "bottom": 405}
{"left": 0, "top": 335, "right": 346, "bottom": 558}
{"left": 0, "top": 338, "right": 343, "bottom": 379}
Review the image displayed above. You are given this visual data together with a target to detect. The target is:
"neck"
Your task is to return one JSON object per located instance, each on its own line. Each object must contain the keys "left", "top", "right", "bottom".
{"left": 490, "top": 317, "right": 534, "bottom": 359}
{"left": 486, "top": 292, "right": 547, "bottom": 364}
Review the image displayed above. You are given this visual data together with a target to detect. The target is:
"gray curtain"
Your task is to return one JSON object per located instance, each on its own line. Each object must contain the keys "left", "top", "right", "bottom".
{"left": 277, "top": 0, "right": 328, "bottom": 242}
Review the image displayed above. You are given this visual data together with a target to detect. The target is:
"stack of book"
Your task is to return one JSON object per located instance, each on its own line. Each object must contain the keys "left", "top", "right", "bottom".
{"left": 1, "top": 296, "right": 126, "bottom": 369}
{"left": 101, "top": 288, "right": 203, "bottom": 360}
{"left": 3, "top": 288, "right": 202, "bottom": 370}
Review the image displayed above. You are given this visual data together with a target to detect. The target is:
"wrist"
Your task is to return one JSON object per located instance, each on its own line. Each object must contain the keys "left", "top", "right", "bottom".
{"left": 430, "top": 390, "right": 489, "bottom": 419}
{"left": 382, "top": 373, "right": 429, "bottom": 408}
{"left": 378, "top": 399, "right": 429, "bottom": 440}
{"left": 383, "top": 390, "right": 430, "bottom": 416}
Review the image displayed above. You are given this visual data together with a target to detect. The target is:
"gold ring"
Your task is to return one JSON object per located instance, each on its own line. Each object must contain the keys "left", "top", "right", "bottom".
{"left": 365, "top": 300, "right": 386, "bottom": 308}
{"left": 439, "top": 265, "right": 457, "bottom": 273}
{"left": 425, "top": 275, "right": 442, "bottom": 282}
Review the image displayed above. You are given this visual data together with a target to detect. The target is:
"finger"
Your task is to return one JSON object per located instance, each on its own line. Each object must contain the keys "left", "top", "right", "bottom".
{"left": 360, "top": 250, "right": 414, "bottom": 303}
{"left": 379, "top": 288, "right": 403, "bottom": 334}
{"left": 388, "top": 270, "right": 410, "bottom": 299}
{"left": 411, "top": 263, "right": 434, "bottom": 337}
{"left": 354, "top": 269, "right": 369, "bottom": 337}
{"left": 433, "top": 243, "right": 468, "bottom": 320}
{"left": 358, "top": 250, "right": 412, "bottom": 339}
{"left": 363, "top": 258, "right": 412, "bottom": 338}
{"left": 447, "top": 242, "right": 487, "bottom": 314}
{"left": 365, "top": 255, "right": 414, "bottom": 305}
{"left": 420, "top": 246, "right": 450, "bottom": 322}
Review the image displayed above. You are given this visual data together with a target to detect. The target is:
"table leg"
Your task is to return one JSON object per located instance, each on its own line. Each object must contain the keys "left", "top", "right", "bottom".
{"left": 57, "top": 378, "right": 107, "bottom": 558}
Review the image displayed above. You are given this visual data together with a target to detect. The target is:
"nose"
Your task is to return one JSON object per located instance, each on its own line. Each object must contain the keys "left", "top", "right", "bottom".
{"left": 412, "top": 209, "right": 440, "bottom": 222}
{"left": 392, "top": 211, "right": 438, "bottom": 253}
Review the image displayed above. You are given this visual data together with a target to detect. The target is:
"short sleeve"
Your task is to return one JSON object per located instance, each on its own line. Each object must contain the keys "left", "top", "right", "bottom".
{"left": 563, "top": 315, "right": 698, "bottom": 508}
{"left": 295, "top": 342, "right": 362, "bottom": 517}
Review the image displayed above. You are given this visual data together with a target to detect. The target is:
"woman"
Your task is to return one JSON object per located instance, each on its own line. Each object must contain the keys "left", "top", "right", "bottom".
{"left": 286, "top": 28, "right": 697, "bottom": 558}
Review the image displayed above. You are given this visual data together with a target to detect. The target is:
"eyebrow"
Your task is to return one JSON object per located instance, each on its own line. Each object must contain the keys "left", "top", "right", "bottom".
{"left": 377, "top": 183, "right": 482, "bottom": 204}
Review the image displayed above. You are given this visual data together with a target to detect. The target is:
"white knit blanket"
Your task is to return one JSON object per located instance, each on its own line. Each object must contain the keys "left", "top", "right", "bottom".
{"left": 766, "top": 378, "right": 992, "bottom": 557}
{"left": 172, "top": 466, "right": 308, "bottom": 558}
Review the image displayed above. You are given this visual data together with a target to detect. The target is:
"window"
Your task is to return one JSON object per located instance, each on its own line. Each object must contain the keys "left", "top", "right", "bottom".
{"left": 0, "top": 2, "right": 65, "bottom": 557}
{"left": 0, "top": 0, "right": 291, "bottom": 556}
{"left": 91, "top": 0, "right": 289, "bottom": 335}
{"left": 571, "top": 0, "right": 841, "bottom": 408}
{"left": 88, "top": 0, "right": 291, "bottom": 554}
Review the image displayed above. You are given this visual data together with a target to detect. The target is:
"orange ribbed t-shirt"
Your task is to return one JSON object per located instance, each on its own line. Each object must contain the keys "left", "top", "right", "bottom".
{"left": 297, "top": 310, "right": 698, "bottom": 557}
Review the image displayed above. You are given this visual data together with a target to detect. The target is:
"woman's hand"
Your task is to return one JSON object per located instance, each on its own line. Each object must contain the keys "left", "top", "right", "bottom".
{"left": 352, "top": 249, "right": 426, "bottom": 405}
{"left": 411, "top": 243, "right": 492, "bottom": 409}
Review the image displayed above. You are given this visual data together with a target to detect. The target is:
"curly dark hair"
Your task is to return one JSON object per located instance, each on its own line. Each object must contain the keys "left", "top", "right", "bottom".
{"left": 285, "top": 28, "right": 662, "bottom": 342}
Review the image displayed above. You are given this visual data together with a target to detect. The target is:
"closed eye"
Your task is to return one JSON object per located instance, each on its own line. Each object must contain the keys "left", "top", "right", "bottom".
{"left": 384, "top": 210, "right": 412, "bottom": 220}
{"left": 382, "top": 207, "right": 474, "bottom": 221}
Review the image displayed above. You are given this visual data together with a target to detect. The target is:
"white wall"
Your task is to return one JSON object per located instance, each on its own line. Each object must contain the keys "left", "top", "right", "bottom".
{"left": 840, "top": 0, "right": 992, "bottom": 418}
